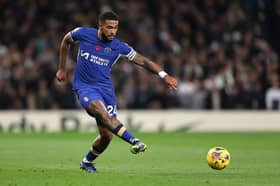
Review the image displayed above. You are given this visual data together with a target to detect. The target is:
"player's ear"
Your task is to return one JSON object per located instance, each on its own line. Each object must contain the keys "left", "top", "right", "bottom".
{"left": 98, "top": 21, "right": 103, "bottom": 28}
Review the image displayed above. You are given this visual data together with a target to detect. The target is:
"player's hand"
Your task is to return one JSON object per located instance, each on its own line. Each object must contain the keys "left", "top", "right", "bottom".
{"left": 163, "top": 75, "right": 177, "bottom": 90}
{"left": 56, "top": 69, "right": 66, "bottom": 82}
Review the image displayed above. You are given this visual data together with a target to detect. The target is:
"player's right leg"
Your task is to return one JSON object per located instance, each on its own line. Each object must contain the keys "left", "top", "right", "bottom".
{"left": 86, "top": 100, "right": 147, "bottom": 154}
{"left": 80, "top": 123, "right": 113, "bottom": 173}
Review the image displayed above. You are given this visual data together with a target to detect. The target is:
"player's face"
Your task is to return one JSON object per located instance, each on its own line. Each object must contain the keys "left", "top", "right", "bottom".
{"left": 99, "top": 20, "right": 119, "bottom": 41}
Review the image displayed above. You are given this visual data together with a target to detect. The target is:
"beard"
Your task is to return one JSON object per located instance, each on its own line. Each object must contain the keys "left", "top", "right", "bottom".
{"left": 101, "top": 32, "right": 114, "bottom": 42}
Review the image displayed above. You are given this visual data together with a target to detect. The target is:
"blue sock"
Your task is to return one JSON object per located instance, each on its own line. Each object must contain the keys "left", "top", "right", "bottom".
{"left": 83, "top": 147, "right": 101, "bottom": 162}
{"left": 113, "top": 124, "right": 138, "bottom": 144}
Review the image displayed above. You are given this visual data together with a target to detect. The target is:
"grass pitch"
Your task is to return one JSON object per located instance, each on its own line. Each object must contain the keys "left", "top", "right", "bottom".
{"left": 1, "top": 132, "right": 280, "bottom": 186}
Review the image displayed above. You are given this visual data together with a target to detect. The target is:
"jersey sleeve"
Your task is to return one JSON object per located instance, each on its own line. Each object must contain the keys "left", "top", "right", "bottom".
{"left": 70, "top": 27, "right": 84, "bottom": 42}
{"left": 119, "top": 42, "right": 137, "bottom": 61}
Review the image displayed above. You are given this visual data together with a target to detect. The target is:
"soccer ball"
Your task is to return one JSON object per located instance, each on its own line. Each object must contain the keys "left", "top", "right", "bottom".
{"left": 206, "top": 147, "right": 230, "bottom": 170}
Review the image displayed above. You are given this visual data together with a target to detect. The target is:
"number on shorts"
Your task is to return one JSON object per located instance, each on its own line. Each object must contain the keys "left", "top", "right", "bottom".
{"left": 107, "top": 105, "right": 117, "bottom": 116}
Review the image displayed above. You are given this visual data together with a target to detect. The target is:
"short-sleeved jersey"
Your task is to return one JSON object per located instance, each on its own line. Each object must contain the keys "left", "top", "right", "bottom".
{"left": 70, "top": 27, "right": 136, "bottom": 90}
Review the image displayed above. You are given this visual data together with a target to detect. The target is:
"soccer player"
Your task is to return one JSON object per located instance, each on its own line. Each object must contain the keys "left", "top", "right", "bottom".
{"left": 56, "top": 11, "right": 177, "bottom": 173}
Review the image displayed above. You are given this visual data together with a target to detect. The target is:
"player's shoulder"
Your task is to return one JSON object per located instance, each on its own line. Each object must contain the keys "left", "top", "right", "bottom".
{"left": 73, "top": 27, "right": 97, "bottom": 34}
{"left": 111, "top": 38, "right": 130, "bottom": 49}
{"left": 71, "top": 27, "right": 98, "bottom": 42}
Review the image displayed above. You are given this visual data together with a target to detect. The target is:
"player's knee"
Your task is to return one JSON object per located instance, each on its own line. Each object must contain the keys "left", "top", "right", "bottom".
{"left": 87, "top": 101, "right": 110, "bottom": 119}
{"left": 87, "top": 102, "right": 100, "bottom": 116}
{"left": 87, "top": 101, "right": 117, "bottom": 130}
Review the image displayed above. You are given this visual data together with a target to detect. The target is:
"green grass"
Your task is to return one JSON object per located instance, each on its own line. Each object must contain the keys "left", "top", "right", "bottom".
{"left": 1, "top": 132, "right": 280, "bottom": 186}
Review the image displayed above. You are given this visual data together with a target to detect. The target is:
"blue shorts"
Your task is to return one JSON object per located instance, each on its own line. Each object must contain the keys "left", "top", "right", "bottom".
{"left": 75, "top": 86, "right": 117, "bottom": 120}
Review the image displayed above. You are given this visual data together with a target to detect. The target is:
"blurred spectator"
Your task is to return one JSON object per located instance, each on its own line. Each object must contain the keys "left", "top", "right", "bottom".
{"left": 265, "top": 73, "right": 280, "bottom": 110}
{"left": 0, "top": 0, "right": 279, "bottom": 110}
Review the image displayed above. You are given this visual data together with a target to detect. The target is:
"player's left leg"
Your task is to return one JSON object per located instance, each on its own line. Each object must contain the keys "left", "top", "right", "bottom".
{"left": 110, "top": 117, "right": 147, "bottom": 154}
{"left": 102, "top": 89, "right": 147, "bottom": 154}
{"left": 93, "top": 87, "right": 147, "bottom": 153}
{"left": 86, "top": 100, "right": 147, "bottom": 154}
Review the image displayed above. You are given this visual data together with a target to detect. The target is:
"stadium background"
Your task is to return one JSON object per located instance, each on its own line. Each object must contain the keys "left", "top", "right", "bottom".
{"left": 1, "top": 0, "right": 280, "bottom": 110}
{"left": 1, "top": 1, "right": 280, "bottom": 186}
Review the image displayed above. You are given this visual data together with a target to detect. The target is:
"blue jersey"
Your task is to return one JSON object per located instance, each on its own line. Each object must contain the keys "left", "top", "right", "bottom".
{"left": 70, "top": 27, "right": 136, "bottom": 90}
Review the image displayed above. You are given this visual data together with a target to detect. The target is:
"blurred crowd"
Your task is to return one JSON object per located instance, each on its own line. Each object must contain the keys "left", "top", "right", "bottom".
{"left": 0, "top": 0, "right": 280, "bottom": 110}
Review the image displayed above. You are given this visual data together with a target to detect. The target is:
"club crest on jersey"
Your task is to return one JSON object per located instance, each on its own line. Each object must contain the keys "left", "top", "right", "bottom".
{"left": 104, "top": 47, "right": 112, "bottom": 54}
{"left": 83, "top": 96, "right": 89, "bottom": 102}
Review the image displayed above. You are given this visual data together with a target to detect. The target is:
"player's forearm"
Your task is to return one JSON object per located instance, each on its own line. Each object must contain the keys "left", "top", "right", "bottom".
{"left": 58, "top": 42, "right": 69, "bottom": 70}
{"left": 133, "top": 54, "right": 177, "bottom": 89}
{"left": 144, "top": 60, "right": 162, "bottom": 75}
{"left": 58, "top": 35, "right": 71, "bottom": 70}
{"left": 133, "top": 54, "right": 162, "bottom": 75}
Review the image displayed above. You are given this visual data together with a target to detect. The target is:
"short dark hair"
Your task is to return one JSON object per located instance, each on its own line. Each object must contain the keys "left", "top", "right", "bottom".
{"left": 99, "top": 11, "right": 119, "bottom": 23}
